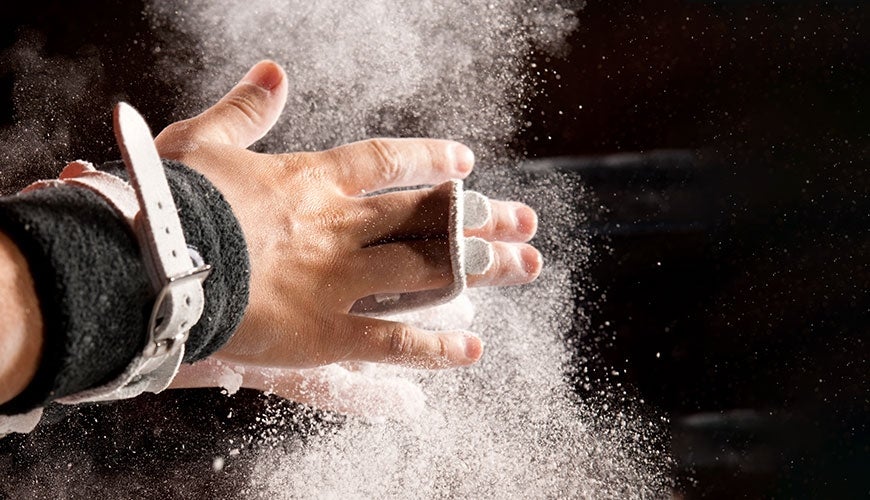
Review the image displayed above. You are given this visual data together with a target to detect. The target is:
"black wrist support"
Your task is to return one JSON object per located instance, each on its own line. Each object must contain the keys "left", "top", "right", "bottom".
{"left": 0, "top": 160, "right": 250, "bottom": 414}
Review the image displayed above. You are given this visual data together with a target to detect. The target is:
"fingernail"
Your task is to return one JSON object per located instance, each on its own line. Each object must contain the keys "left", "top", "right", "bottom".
{"left": 462, "top": 333, "right": 484, "bottom": 363}
{"left": 515, "top": 205, "right": 538, "bottom": 238}
{"left": 453, "top": 144, "right": 475, "bottom": 175}
{"left": 520, "top": 246, "right": 544, "bottom": 278}
{"left": 242, "top": 61, "right": 283, "bottom": 91}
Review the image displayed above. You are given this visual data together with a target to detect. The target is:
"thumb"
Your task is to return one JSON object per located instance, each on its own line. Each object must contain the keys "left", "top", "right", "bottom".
{"left": 161, "top": 60, "right": 288, "bottom": 148}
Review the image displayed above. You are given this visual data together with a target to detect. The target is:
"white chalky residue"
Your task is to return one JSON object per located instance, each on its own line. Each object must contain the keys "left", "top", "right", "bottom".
{"left": 245, "top": 277, "right": 668, "bottom": 498}
{"left": 463, "top": 237, "right": 495, "bottom": 275}
{"left": 386, "top": 294, "right": 476, "bottom": 331}
{"left": 216, "top": 362, "right": 245, "bottom": 395}
{"left": 462, "top": 190, "right": 492, "bottom": 229}
{"left": 0, "top": 1, "right": 670, "bottom": 496}
{"left": 144, "top": 1, "right": 670, "bottom": 497}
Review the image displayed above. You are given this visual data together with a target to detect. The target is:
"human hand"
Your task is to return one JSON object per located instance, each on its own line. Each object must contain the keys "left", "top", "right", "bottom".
{"left": 155, "top": 60, "right": 541, "bottom": 371}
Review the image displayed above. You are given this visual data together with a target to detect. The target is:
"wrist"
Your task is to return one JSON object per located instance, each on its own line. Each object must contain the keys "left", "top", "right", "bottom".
{"left": 0, "top": 156, "right": 250, "bottom": 414}
{"left": 0, "top": 231, "right": 43, "bottom": 405}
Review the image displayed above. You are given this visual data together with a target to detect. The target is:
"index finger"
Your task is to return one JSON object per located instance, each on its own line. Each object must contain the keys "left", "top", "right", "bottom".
{"left": 323, "top": 138, "right": 474, "bottom": 195}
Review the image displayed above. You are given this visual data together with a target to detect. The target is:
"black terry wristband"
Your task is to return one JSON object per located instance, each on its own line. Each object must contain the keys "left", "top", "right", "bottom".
{"left": 0, "top": 159, "right": 249, "bottom": 414}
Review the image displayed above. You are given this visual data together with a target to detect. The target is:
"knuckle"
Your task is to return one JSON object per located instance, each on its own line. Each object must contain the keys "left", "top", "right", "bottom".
{"left": 326, "top": 321, "right": 356, "bottom": 364}
{"left": 280, "top": 152, "right": 330, "bottom": 183}
{"left": 222, "top": 91, "right": 263, "bottom": 128}
{"left": 425, "top": 142, "right": 444, "bottom": 171}
{"left": 316, "top": 206, "right": 341, "bottom": 227}
{"left": 367, "top": 139, "right": 403, "bottom": 184}
{"left": 368, "top": 192, "right": 407, "bottom": 222}
{"left": 359, "top": 197, "right": 383, "bottom": 220}
{"left": 155, "top": 120, "right": 198, "bottom": 151}
{"left": 388, "top": 325, "right": 416, "bottom": 359}
{"left": 355, "top": 203, "right": 382, "bottom": 237}
{"left": 473, "top": 245, "right": 508, "bottom": 286}
{"left": 316, "top": 204, "right": 354, "bottom": 233}
{"left": 437, "top": 335, "right": 450, "bottom": 361}
{"left": 275, "top": 151, "right": 304, "bottom": 170}
{"left": 495, "top": 247, "right": 517, "bottom": 281}
{"left": 158, "top": 119, "right": 193, "bottom": 139}
{"left": 482, "top": 213, "right": 499, "bottom": 236}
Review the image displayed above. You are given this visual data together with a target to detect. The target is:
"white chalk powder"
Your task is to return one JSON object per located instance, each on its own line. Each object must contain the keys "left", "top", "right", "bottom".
{"left": 216, "top": 362, "right": 245, "bottom": 396}
{"left": 0, "top": 1, "right": 671, "bottom": 496}
{"left": 142, "top": 1, "right": 671, "bottom": 497}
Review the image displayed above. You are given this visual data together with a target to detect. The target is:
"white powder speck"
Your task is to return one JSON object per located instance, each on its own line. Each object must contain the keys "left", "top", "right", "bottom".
{"left": 142, "top": 1, "right": 671, "bottom": 496}
{"left": 216, "top": 362, "right": 245, "bottom": 395}
{"left": 0, "top": 1, "right": 671, "bottom": 496}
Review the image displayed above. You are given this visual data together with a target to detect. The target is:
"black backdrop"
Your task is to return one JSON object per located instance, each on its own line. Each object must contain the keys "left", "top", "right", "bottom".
{"left": 1, "top": 1, "right": 867, "bottom": 497}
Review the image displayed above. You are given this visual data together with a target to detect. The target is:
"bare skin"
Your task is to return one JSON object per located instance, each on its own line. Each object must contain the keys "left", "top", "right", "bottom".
{"left": 0, "top": 60, "right": 541, "bottom": 411}
{"left": 0, "top": 232, "right": 43, "bottom": 405}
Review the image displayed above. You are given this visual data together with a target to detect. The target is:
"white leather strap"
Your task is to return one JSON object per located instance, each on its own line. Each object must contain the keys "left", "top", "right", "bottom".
{"left": 113, "top": 102, "right": 210, "bottom": 359}
{"left": 350, "top": 179, "right": 494, "bottom": 315}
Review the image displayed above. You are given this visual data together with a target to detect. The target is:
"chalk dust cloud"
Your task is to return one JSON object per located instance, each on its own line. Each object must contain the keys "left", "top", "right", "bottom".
{"left": 1, "top": 0, "right": 671, "bottom": 497}
{"left": 145, "top": 1, "right": 669, "bottom": 497}
{"left": 145, "top": 1, "right": 578, "bottom": 160}
{"left": 0, "top": 31, "right": 109, "bottom": 194}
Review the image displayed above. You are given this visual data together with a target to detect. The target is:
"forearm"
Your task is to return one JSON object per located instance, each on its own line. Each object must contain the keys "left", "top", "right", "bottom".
{"left": 0, "top": 159, "right": 249, "bottom": 415}
{"left": 0, "top": 230, "right": 42, "bottom": 405}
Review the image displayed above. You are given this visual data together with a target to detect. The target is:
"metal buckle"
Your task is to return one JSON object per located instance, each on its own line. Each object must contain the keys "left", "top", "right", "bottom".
{"left": 143, "top": 264, "right": 213, "bottom": 358}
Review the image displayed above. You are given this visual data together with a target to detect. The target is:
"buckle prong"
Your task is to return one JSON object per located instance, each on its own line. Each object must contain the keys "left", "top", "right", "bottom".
{"left": 144, "top": 264, "right": 212, "bottom": 358}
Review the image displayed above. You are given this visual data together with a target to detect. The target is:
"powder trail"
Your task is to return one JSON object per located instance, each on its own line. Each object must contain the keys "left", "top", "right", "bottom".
{"left": 144, "top": 1, "right": 669, "bottom": 497}
{"left": 0, "top": 1, "right": 671, "bottom": 497}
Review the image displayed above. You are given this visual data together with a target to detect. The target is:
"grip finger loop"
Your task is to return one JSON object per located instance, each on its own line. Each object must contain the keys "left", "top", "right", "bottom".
{"left": 351, "top": 179, "right": 494, "bottom": 315}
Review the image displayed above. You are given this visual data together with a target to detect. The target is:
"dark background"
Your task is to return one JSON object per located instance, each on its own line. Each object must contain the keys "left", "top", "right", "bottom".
{"left": 1, "top": 1, "right": 868, "bottom": 498}
{"left": 517, "top": 1, "right": 868, "bottom": 497}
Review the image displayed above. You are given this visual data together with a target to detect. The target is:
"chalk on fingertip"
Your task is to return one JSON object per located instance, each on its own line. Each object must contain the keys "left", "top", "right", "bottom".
{"left": 464, "top": 237, "right": 494, "bottom": 275}
{"left": 463, "top": 190, "right": 491, "bottom": 229}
